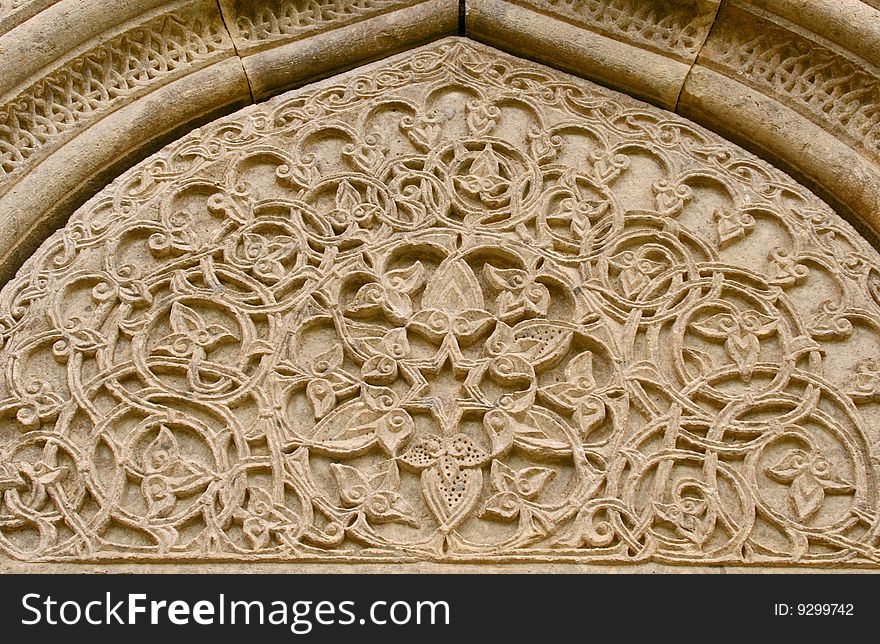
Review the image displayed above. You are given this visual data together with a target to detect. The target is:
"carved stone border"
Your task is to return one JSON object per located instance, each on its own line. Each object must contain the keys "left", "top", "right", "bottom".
{"left": 467, "top": 0, "right": 880, "bottom": 249}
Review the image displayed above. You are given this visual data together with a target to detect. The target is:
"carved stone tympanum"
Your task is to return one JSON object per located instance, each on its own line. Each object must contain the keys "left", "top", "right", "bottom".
{"left": 2, "top": 38, "right": 880, "bottom": 567}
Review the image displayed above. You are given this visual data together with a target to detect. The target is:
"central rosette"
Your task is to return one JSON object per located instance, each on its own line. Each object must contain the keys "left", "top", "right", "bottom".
{"left": 276, "top": 232, "right": 610, "bottom": 552}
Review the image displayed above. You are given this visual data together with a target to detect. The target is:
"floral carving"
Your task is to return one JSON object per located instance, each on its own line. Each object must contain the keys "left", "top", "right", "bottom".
{"left": 767, "top": 449, "right": 854, "bottom": 522}
{"left": 0, "top": 39, "right": 878, "bottom": 567}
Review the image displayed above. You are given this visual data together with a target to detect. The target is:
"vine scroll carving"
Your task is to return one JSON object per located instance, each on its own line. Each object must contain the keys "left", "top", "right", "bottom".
{"left": 1, "top": 38, "right": 880, "bottom": 566}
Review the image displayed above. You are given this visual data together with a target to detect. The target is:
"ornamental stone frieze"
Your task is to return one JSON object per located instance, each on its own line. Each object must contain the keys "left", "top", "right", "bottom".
{"left": 2, "top": 38, "right": 880, "bottom": 569}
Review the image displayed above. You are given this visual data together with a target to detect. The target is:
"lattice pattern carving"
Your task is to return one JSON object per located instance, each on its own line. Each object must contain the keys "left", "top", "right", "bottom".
{"left": 1, "top": 39, "right": 880, "bottom": 565}
{"left": 703, "top": 5, "right": 880, "bottom": 161}
{"left": 0, "top": 3, "right": 230, "bottom": 178}
{"left": 227, "top": 0, "right": 422, "bottom": 43}
{"left": 518, "top": 0, "right": 718, "bottom": 60}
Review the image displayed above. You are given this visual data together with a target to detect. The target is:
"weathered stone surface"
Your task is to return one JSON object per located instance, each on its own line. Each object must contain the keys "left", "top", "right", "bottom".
{"left": 0, "top": 0, "right": 253, "bottom": 293}
{"left": 466, "top": 0, "right": 719, "bottom": 109}
{"left": 695, "top": 3, "right": 880, "bottom": 164}
{"left": 466, "top": 0, "right": 880, "bottom": 244}
{"left": 219, "top": 0, "right": 459, "bottom": 98}
{"left": 0, "top": 0, "right": 238, "bottom": 190}
{"left": 1, "top": 0, "right": 880, "bottom": 295}
{"left": 0, "top": 0, "right": 57, "bottom": 34}
{"left": 2, "top": 0, "right": 880, "bottom": 574}
{"left": 678, "top": 0, "right": 880, "bottom": 245}
{"left": 520, "top": 0, "right": 720, "bottom": 61}
{"left": 0, "top": 0, "right": 459, "bottom": 289}
{"left": 2, "top": 38, "right": 880, "bottom": 568}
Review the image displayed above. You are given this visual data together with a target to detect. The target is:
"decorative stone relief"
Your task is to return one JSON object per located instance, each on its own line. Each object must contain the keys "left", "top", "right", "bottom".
{"left": 699, "top": 3, "right": 880, "bottom": 162}
{"left": 517, "top": 0, "right": 718, "bottom": 61}
{"left": 223, "top": 0, "right": 423, "bottom": 44}
{"left": 0, "top": 2, "right": 231, "bottom": 181}
{"left": 1, "top": 37, "right": 880, "bottom": 567}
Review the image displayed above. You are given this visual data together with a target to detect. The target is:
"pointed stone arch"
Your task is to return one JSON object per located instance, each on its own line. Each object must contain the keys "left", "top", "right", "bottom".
{"left": 1, "top": 38, "right": 880, "bottom": 570}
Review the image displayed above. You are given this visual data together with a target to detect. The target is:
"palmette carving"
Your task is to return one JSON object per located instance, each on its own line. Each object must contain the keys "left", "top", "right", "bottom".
{"left": 1, "top": 38, "right": 880, "bottom": 566}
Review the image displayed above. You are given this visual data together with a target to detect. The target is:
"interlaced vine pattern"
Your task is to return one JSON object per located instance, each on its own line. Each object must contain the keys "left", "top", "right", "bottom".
{"left": 1, "top": 39, "right": 880, "bottom": 565}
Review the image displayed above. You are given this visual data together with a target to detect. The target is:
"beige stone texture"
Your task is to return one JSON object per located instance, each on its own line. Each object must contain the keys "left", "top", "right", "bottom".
{"left": 0, "top": 0, "right": 458, "bottom": 288}
{"left": 219, "top": 0, "right": 459, "bottom": 98}
{"left": 0, "top": 0, "right": 877, "bottom": 284}
{"left": 1, "top": 1, "right": 880, "bottom": 572}
{"left": 467, "top": 0, "right": 720, "bottom": 108}
{"left": 2, "top": 37, "right": 880, "bottom": 571}
{"left": 681, "top": 0, "right": 880, "bottom": 245}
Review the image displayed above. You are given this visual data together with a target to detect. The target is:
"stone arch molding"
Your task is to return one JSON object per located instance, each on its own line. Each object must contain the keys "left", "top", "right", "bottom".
{"left": 2, "top": 36, "right": 880, "bottom": 570}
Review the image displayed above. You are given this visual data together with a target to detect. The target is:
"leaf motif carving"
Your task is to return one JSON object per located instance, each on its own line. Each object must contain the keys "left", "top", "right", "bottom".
{"left": 309, "top": 402, "right": 380, "bottom": 456}
{"left": 2, "top": 37, "right": 878, "bottom": 567}
{"left": 422, "top": 259, "right": 485, "bottom": 313}
{"left": 421, "top": 464, "right": 482, "bottom": 532}
{"left": 306, "top": 378, "right": 336, "bottom": 419}
{"left": 767, "top": 449, "right": 854, "bottom": 521}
